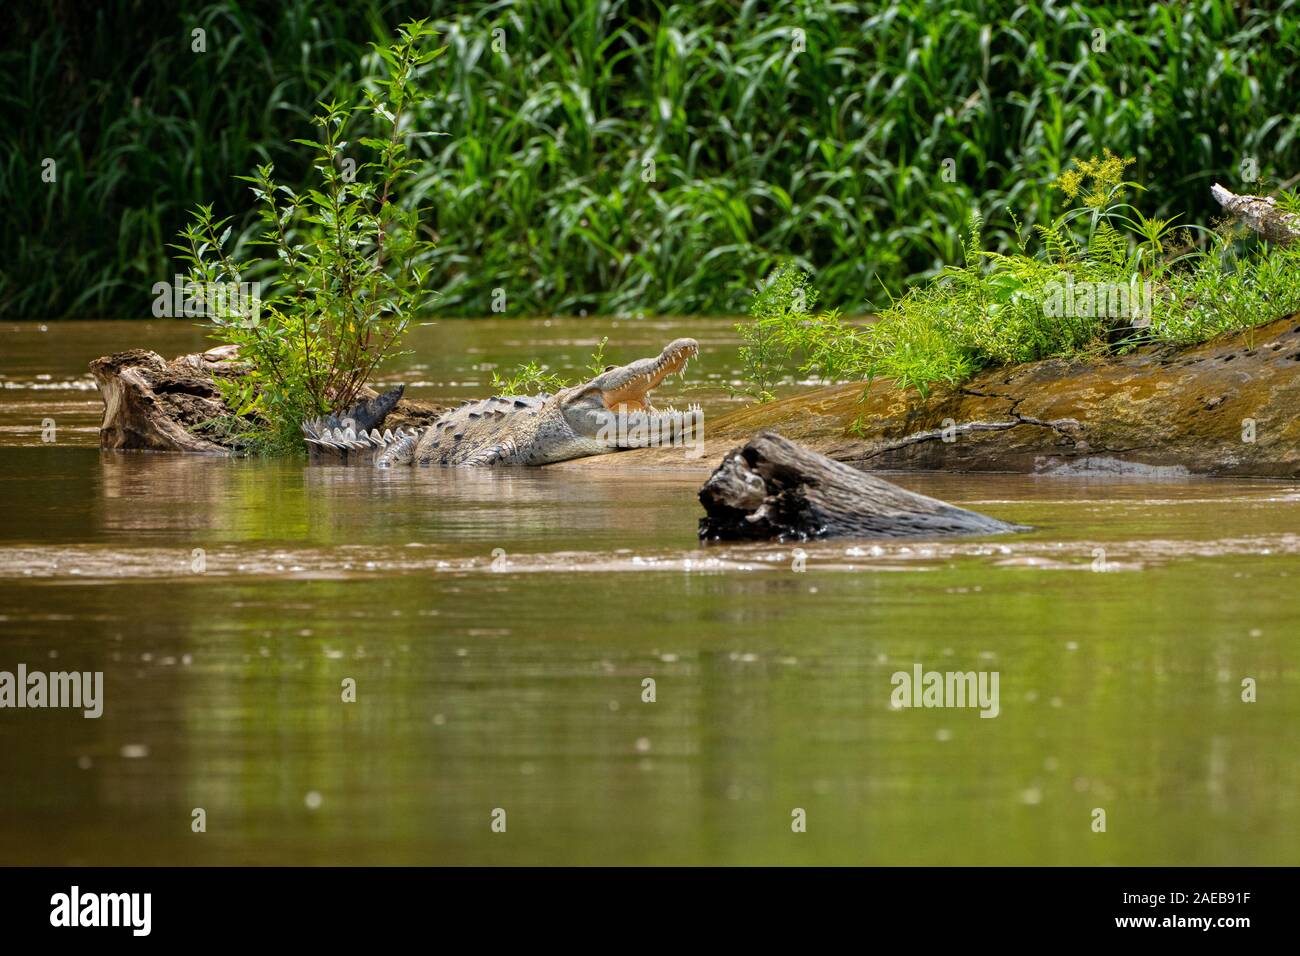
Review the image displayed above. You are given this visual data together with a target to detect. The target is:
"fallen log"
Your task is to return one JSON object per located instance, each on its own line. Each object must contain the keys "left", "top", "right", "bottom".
{"left": 1211, "top": 183, "right": 1300, "bottom": 245}
{"left": 698, "top": 432, "right": 1025, "bottom": 541}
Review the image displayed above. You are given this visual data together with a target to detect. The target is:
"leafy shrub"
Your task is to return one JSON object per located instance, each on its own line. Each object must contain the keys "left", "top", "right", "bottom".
{"left": 174, "top": 20, "right": 443, "bottom": 454}
{"left": 735, "top": 263, "right": 817, "bottom": 402}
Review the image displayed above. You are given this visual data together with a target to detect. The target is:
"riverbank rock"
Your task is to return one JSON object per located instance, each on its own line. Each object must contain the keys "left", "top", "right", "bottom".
{"left": 698, "top": 432, "right": 1024, "bottom": 541}
{"left": 89, "top": 347, "right": 442, "bottom": 454}
{"left": 577, "top": 312, "right": 1300, "bottom": 479}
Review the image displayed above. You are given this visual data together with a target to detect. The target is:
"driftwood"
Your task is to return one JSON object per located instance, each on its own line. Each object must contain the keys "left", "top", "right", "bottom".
{"left": 698, "top": 432, "right": 1024, "bottom": 541}
{"left": 89, "top": 347, "right": 441, "bottom": 453}
{"left": 1211, "top": 183, "right": 1300, "bottom": 244}
{"left": 89, "top": 346, "right": 245, "bottom": 453}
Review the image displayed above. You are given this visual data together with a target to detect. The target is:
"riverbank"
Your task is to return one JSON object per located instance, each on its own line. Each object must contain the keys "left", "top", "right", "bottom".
{"left": 571, "top": 312, "right": 1300, "bottom": 479}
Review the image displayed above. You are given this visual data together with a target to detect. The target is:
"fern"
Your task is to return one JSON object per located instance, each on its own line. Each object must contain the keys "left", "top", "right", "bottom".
{"left": 1087, "top": 220, "right": 1128, "bottom": 269}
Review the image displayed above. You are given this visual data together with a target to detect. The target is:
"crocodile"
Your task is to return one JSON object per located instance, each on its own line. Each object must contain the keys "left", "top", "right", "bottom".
{"left": 303, "top": 337, "right": 702, "bottom": 466}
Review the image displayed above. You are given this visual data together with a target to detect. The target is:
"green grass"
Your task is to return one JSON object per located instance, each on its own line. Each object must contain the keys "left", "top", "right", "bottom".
{"left": 489, "top": 336, "right": 610, "bottom": 394}
{"left": 737, "top": 154, "right": 1300, "bottom": 401}
{"left": 5, "top": 1, "right": 1300, "bottom": 319}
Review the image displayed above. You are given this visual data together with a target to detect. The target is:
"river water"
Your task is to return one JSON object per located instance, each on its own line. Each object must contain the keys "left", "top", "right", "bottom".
{"left": 1, "top": 319, "right": 1296, "bottom": 864}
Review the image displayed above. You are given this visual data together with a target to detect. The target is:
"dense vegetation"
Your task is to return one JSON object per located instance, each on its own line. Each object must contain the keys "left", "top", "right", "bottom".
{"left": 739, "top": 154, "right": 1300, "bottom": 401}
{"left": 6, "top": 0, "right": 1300, "bottom": 320}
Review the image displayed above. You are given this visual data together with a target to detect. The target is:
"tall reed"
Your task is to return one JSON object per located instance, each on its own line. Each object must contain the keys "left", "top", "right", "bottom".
{"left": 5, "top": 1, "right": 1299, "bottom": 320}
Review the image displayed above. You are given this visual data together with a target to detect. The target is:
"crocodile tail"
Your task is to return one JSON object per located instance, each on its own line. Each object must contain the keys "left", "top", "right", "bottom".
{"left": 375, "top": 429, "right": 421, "bottom": 467}
{"left": 312, "top": 386, "right": 405, "bottom": 434}
{"left": 303, "top": 420, "right": 422, "bottom": 465}
{"left": 301, "top": 385, "right": 408, "bottom": 461}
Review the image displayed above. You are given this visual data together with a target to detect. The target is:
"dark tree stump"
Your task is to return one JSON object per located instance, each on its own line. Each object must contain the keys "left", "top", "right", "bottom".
{"left": 698, "top": 432, "right": 1026, "bottom": 541}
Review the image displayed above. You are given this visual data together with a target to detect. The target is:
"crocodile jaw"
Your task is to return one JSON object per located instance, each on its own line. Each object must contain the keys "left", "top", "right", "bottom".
{"left": 556, "top": 338, "right": 700, "bottom": 450}
{"left": 590, "top": 338, "right": 698, "bottom": 414}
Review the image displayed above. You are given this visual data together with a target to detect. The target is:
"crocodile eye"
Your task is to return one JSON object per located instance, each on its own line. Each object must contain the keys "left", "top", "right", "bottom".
{"left": 603, "top": 365, "right": 616, "bottom": 372}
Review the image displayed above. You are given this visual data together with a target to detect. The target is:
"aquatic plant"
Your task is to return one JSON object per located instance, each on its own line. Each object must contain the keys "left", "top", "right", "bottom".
{"left": 174, "top": 20, "right": 443, "bottom": 454}
{"left": 489, "top": 360, "right": 569, "bottom": 396}
{"left": 488, "top": 336, "right": 613, "bottom": 394}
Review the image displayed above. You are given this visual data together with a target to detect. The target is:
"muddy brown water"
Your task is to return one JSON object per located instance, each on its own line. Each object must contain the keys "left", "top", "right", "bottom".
{"left": 1, "top": 319, "right": 1297, "bottom": 864}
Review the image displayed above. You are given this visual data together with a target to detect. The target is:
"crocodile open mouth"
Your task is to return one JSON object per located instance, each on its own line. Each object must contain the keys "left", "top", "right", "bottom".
{"left": 600, "top": 339, "right": 698, "bottom": 414}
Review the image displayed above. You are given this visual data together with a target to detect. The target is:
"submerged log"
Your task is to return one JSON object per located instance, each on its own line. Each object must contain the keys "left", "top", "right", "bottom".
{"left": 89, "top": 347, "right": 442, "bottom": 454}
{"left": 698, "top": 432, "right": 1024, "bottom": 541}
